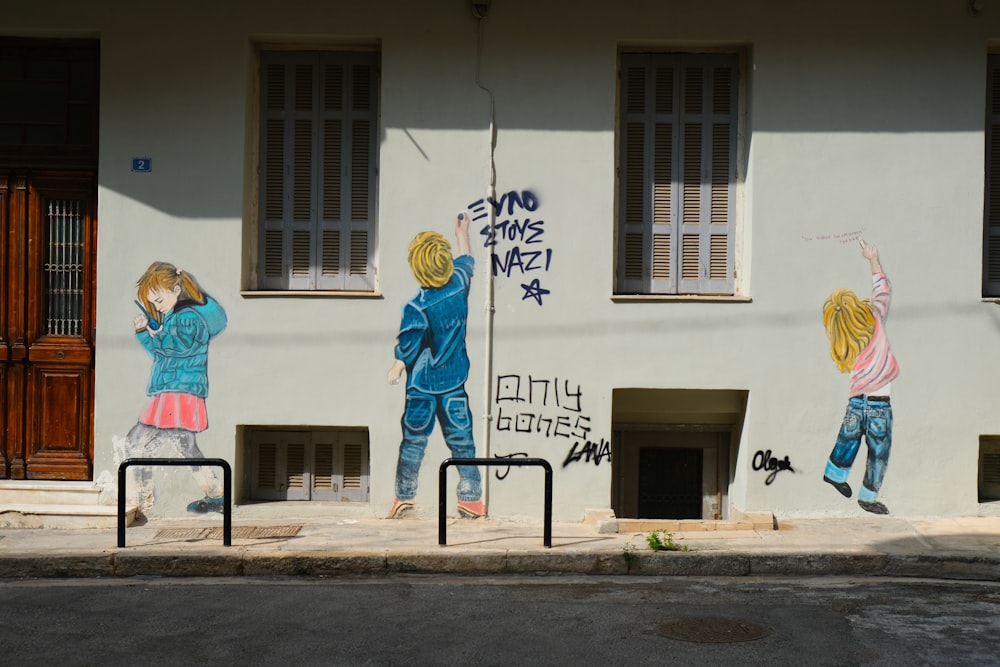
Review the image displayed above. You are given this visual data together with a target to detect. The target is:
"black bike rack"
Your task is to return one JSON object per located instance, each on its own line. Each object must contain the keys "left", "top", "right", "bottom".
{"left": 438, "top": 457, "right": 553, "bottom": 548}
{"left": 117, "top": 457, "right": 232, "bottom": 548}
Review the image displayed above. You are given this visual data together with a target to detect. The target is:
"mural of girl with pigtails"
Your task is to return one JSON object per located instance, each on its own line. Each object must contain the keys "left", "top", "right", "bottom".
{"left": 115, "top": 261, "right": 228, "bottom": 514}
{"left": 821, "top": 240, "right": 899, "bottom": 515}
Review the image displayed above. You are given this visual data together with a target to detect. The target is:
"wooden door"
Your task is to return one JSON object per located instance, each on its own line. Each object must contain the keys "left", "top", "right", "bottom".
{"left": 0, "top": 170, "right": 96, "bottom": 479}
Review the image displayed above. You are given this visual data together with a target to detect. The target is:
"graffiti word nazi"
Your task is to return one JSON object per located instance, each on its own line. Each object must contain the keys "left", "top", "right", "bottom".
{"left": 470, "top": 190, "right": 554, "bottom": 305}
{"left": 752, "top": 449, "right": 795, "bottom": 485}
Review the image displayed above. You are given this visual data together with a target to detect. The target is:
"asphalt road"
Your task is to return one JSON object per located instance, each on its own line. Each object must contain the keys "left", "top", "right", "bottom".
{"left": 1, "top": 575, "right": 997, "bottom": 666}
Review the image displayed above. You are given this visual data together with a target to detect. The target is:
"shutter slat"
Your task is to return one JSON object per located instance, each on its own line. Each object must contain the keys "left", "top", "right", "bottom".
{"left": 293, "top": 120, "right": 312, "bottom": 221}
{"left": 653, "top": 123, "right": 672, "bottom": 226}
{"left": 713, "top": 67, "right": 732, "bottom": 115}
{"left": 266, "top": 64, "right": 285, "bottom": 111}
{"left": 625, "top": 123, "right": 646, "bottom": 226}
{"left": 711, "top": 124, "right": 730, "bottom": 225}
{"left": 264, "top": 229, "right": 284, "bottom": 278}
{"left": 287, "top": 442, "right": 305, "bottom": 489}
{"left": 350, "top": 230, "right": 368, "bottom": 276}
{"left": 314, "top": 442, "right": 335, "bottom": 490}
{"left": 325, "top": 63, "right": 343, "bottom": 111}
{"left": 343, "top": 443, "right": 362, "bottom": 488}
{"left": 350, "top": 119, "right": 370, "bottom": 220}
{"left": 681, "top": 235, "right": 699, "bottom": 280}
{"left": 291, "top": 229, "right": 311, "bottom": 278}
{"left": 655, "top": 67, "right": 674, "bottom": 115}
{"left": 323, "top": 119, "right": 342, "bottom": 219}
{"left": 295, "top": 64, "right": 313, "bottom": 111}
{"left": 682, "top": 123, "right": 702, "bottom": 226}
{"left": 626, "top": 67, "right": 645, "bottom": 114}
{"left": 624, "top": 233, "right": 644, "bottom": 280}
{"left": 710, "top": 234, "right": 727, "bottom": 280}
{"left": 322, "top": 229, "right": 341, "bottom": 277}
{"left": 264, "top": 120, "right": 284, "bottom": 220}
{"left": 257, "top": 443, "right": 276, "bottom": 489}
{"left": 652, "top": 234, "right": 671, "bottom": 280}
{"left": 684, "top": 67, "right": 703, "bottom": 114}
{"left": 353, "top": 64, "right": 371, "bottom": 111}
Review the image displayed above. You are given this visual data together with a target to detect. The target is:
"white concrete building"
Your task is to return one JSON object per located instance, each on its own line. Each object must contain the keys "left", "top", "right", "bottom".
{"left": 2, "top": 0, "right": 1000, "bottom": 522}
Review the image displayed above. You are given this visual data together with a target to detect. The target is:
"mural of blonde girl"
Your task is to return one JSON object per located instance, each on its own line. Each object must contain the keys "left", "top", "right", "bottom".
{"left": 822, "top": 241, "right": 899, "bottom": 515}
{"left": 116, "top": 261, "right": 228, "bottom": 514}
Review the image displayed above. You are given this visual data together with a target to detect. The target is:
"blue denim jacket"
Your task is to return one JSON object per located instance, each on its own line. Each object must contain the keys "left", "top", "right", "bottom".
{"left": 136, "top": 296, "right": 227, "bottom": 398}
{"left": 395, "top": 255, "right": 473, "bottom": 394}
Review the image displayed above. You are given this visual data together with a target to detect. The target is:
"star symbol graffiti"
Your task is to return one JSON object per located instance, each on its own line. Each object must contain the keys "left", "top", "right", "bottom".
{"left": 521, "top": 278, "right": 550, "bottom": 305}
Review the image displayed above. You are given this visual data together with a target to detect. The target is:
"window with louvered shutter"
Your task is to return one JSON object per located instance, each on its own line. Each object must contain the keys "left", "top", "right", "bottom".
{"left": 617, "top": 53, "right": 738, "bottom": 295}
{"left": 248, "top": 427, "right": 370, "bottom": 502}
{"left": 258, "top": 51, "right": 378, "bottom": 291}
{"left": 983, "top": 56, "right": 1000, "bottom": 297}
{"left": 979, "top": 436, "right": 1000, "bottom": 501}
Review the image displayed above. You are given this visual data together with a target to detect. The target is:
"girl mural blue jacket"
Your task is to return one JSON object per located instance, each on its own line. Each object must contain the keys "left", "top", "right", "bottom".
{"left": 135, "top": 297, "right": 227, "bottom": 398}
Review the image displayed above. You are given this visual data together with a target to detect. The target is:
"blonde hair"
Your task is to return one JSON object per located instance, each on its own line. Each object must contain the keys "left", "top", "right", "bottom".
{"left": 823, "top": 288, "right": 875, "bottom": 373}
{"left": 136, "top": 261, "right": 205, "bottom": 326}
{"left": 408, "top": 231, "right": 453, "bottom": 288}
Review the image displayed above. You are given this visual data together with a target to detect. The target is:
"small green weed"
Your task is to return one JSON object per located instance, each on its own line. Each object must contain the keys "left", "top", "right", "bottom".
{"left": 621, "top": 541, "right": 637, "bottom": 573}
{"left": 645, "top": 529, "right": 689, "bottom": 552}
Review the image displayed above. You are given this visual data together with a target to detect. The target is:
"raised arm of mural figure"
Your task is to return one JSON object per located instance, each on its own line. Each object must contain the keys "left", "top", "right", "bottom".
{"left": 387, "top": 358, "right": 406, "bottom": 385}
{"left": 133, "top": 313, "right": 148, "bottom": 333}
{"left": 455, "top": 210, "right": 471, "bottom": 257}
{"left": 862, "top": 242, "right": 882, "bottom": 275}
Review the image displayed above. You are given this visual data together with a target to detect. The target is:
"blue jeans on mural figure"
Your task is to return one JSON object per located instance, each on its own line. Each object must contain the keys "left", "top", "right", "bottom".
{"left": 824, "top": 395, "right": 892, "bottom": 503}
{"left": 395, "top": 387, "right": 481, "bottom": 502}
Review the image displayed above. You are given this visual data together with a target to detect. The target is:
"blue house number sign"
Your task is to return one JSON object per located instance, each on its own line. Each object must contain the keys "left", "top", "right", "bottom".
{"left": 131, "top": 157, "right": 152, "bottom": 172}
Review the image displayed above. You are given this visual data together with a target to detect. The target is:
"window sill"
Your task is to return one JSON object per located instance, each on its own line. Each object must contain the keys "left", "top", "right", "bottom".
{"left": 241, "top": 290, "right": 383, "bottom": 299}
{"left": 612, "top": 294, "right": 752, "bottom": 303}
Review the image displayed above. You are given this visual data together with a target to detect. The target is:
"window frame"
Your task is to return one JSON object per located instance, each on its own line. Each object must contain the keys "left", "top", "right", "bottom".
{"left": 250, "top": 48, "right": 380, "bottom": 294}
{"left": 984, "top": 54, "right": 1000, "bottom": 298}
{"left": 614, "top": 50, "right": 745, "bottom": 299}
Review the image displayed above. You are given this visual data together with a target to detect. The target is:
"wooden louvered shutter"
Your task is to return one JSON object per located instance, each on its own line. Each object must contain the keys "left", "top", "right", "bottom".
{"left": 618, "top": 53, "right": 737, "bottom": 295}
{"left": 311, "top": 429, "right": 370, "bottom": 501}
{"left": 250, "top": 430, "right": 310, "bottom": 500}
{"left": 259, "top": 51, "right": 378, "bottom": 291}
{"left": 984, "top": 56, "right": 1000, "bottom": 296}
{"left": 249, "top": 428, "right": 370, "bottom": 501}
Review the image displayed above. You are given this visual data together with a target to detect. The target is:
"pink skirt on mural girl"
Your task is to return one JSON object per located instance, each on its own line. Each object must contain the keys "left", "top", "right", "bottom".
{"left": 139, "top": 392, "right": 208, "bottom": 432}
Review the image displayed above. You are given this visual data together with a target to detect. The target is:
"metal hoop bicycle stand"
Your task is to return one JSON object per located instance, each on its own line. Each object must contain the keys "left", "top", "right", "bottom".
{"left": 117, "top": 457, "right": 233, "bottom": 548}
{"left": 438, "top": 457, "right": 553, "bottom": 548}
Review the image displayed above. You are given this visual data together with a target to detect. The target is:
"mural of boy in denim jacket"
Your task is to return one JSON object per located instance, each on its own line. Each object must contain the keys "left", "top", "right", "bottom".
{"left": 386, "top": 211, "right": 485, "bottom": 519}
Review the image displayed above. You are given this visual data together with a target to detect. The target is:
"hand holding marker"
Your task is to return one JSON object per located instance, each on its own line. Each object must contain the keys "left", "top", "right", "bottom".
{"left": 135, "top": 300, "right": 161, "bottom": 331}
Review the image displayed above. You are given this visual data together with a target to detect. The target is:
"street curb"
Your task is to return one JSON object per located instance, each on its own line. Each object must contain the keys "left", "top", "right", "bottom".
{"left": 1, "top": 551, "right": 998, "bottom": 581}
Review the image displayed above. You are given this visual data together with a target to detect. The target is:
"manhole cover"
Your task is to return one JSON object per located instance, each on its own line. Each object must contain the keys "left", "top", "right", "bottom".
{"left": 156, "top": 525, "right": 302, "bottom": 540}
{"left": 656, "top": 617, "right": 771, "bottom": 643}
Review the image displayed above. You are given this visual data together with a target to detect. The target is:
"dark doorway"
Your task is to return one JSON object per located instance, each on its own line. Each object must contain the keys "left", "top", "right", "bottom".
{"left": 638, "top": 447, "right": 703, "bottom": 519}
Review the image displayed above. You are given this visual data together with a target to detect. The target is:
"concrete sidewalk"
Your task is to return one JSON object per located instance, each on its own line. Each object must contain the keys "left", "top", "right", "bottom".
{"left": 1, "top": 507, "right": 999, "bottom": 580}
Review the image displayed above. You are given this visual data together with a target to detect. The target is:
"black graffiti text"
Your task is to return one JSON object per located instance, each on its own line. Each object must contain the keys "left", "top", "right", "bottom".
{"left": 491, "top": 246, "right": 553, "bottom": 277}
{"left": 492, "top": 452, "right": 529, "bottom": 480}
{"left": 752, "top": 449, "right": 795, "bottom": 485}
{"left": 563, "top": 438, "right": 611, "bottom": 468}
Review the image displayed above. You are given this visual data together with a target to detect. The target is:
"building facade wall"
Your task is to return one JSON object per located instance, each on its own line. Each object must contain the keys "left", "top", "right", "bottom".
{"left": 4, "top": 0, "right": 999, "bottom": 519}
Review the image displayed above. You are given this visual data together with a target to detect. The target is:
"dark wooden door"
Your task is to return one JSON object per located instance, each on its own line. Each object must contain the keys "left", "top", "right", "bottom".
{"left": 0, "top": 171, "right": 97, "bottom": 479}
{"left": 0, "top": 37, "right": 99, "bottom": 480}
